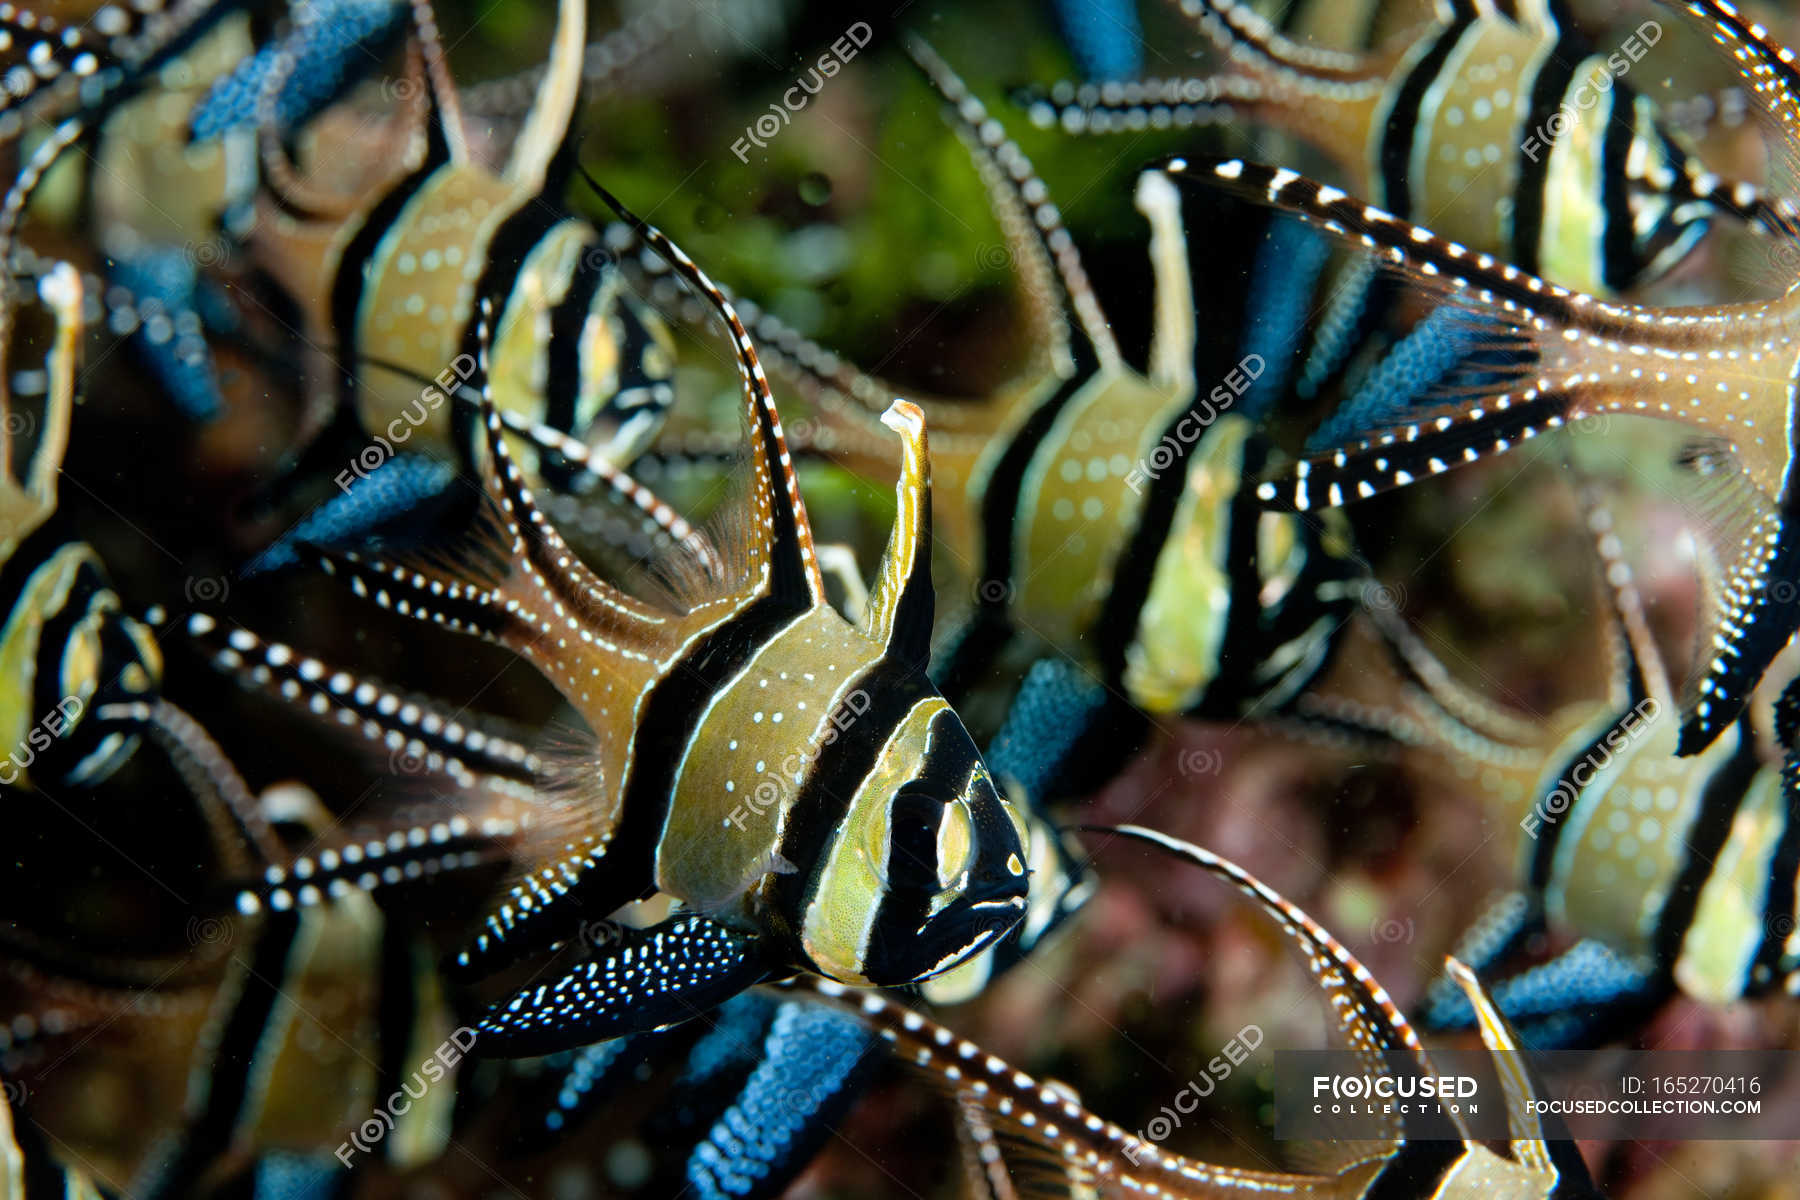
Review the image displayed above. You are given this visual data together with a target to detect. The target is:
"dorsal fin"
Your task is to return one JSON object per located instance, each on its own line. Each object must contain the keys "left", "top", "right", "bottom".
{"left": 407, "top": 0, "right": 468, "bottom": 165}
{"left": 861, "top": 401, "right": 934, "bottom": 670}
{"left": 503, "top": 0, "right": 585, "bottom": 192}
{"left": 1174, "top": 0, "right": 1371, "bottom": 78}
{"left": 1133, "top": 168, "right": 1197, "bottom": 398}
{"left": 3, "top": 264, "right": 79, "bottom": 532}
{"left": 583, "top": 169, "right": 825, "bottom": 608}
{"left": 308, "top": 301, "right": 672, "bottom": 687}
{"left": 1680, "top": 0, "right": 1800, "bottom": 153}
{"left": 1576, "top": 480, "right": 1675, "bottom": 712}
{"left": 1444, "top": 959, "right": 1600, "bottom": 1191}
{"left": 904, "top": 35, "right": 1120, "bottom": 376}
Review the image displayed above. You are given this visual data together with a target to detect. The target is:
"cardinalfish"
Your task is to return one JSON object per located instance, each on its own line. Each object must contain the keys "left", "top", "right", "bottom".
{"left": 1298, "top": 482, "right": 1800, "bottom": 1044}
{"left": 0, "top": 264, "right": 160, "bottom": 790}
{"left": 1165, "top": 1, "right": 1800, "bottom": 758}
{"left": 266, "top": 168, "right": 1027, "bottom": 1053}
{"left": 248, "top": 0, "right": 674, "bottom": 499}
{"left": 0, "top": 700, "right": 531, "bottom": 1199}
{"left": 794, "top": 824, "right": 1604, "bottom": 1198}
{"left": 491, "top": 797, "right": 1093, "bottom": 1198}
{"left": 1021, "top": 0, "right": 1789, "bottom": 296}
{"left": 636, "top": 38, "right": 1367, "bottom": 790}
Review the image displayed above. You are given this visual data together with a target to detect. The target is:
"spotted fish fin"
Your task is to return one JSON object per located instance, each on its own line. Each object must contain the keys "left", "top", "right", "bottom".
{"left": 308, "top": 305, "right": 680, "bottom": 701}
{"left": 585, "top": 174, "right": 825, "bottom": 608}
{"left": 793, "top": 976, "right": 1387, "bottom": 1198}
{"left": 180, "top": 614, "right": 544, "bottom": 786}
{"left": 857, "top": 402, "right": 935, "bottom": 671}
{"left": 405, "top": 0, "right": 469, "bottom": 166}
{"left": 1574, "top": 481, "right": 1675, "bottom": 712}
{"left": 88, "top": 696, "right": 283, "bottom": 875}
{"left": 461, "top": 4, "right": 686, "bottom": 119}
{"left": 905, "top": 35, "right": 1120, "bottom": 376}
{"left": 0, "top": 7, "right": 119, "bottom": 128}
{"left": 1013, "top": 73, "right": 1262, "bottom": 139}
{"left": 502, "top": 0, "right": 584, "bottom": 193}
{"left": 1175, "top": 0, "right": 1372, "bottom": 75}
{"left": 677, "top": 996, "right": 880, "bottom": 1200}
{"left": 1446, "top": 959, "right": 1604, "bottom": 1190}
{"left": 1161, "top": 153, "right": 1800, "bottom": 755}
{"left": 187, "top": 0, "right": 407, "bottom": 143}
{"left": 473, "top": 914, "right": 774, "bottom": 1055}
{"left": 1431, "top": 940, "right": 1665, "bottom": 1048}
{"left": 1293, "top": 612, "right": 1541, "bottom": 771}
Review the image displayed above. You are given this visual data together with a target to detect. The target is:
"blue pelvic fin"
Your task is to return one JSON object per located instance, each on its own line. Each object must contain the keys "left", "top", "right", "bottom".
{"left": 107, "top": 246, "right": 229, "bottom": 422}
{"left": 190, "top": 0, "right": 408, "bottom": 143}
{"left": 247, "top": 453, "right": 461, "bottom": 574}
{"left": 1426, "top": 937, "right": 1666, "bottom": 1050}
{"left": 1237, "top": 216, "right": 1333, "bottom": 422}
{"left": 1047, "top": 0, "right": 1144, "bottom": 81}
{"left": 1295, "top": 255, "right": 1384, "bottom": 400}
{"left": 473, "top": 916, "right": 772, "bottom": 1057}
{"left": 681, "top": 996, "right": 880, "bottom": 1200}
{"left": 252, "top": 1152, "right": 352, "bottom": 1200}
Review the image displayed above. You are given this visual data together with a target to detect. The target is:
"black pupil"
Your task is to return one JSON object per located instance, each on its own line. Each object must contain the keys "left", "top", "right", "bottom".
{"left": 889, "top": 785, "right": 946, "bottom": 888}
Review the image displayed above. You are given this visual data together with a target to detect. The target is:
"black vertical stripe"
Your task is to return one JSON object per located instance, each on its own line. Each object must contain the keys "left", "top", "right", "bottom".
{"left": 1750, "top": 757, "right": 1800, "bottom": 991}
{"left": 1598, "top": 88, "right": 1642, "bottom": 292}
{"left": 975, "top": 354, "right": 1101, "bottom": 611}
{"left": 372, "top": 917, "right": 419, "bottom": 1160}
{"left": 1527, "top": 701, "right": 1646, "bottom": 892}
{"left": 449, "top": 200, "right": 574, "bottom": 465}
{"left": 1510, "top": 41, "right": 1587, "bottom": 274}
{"left": 329, "top": 163, "right": 438, "bottom": 411}
{"left": 543, "top": 245, "right": 613, "bottom": 437}
{"left": 1377, "top": 20, "right": 1473, "bottom": 216}
{"left": 1650, "top": 721, "right": 1759, "bottom": 969}
{"left": 772, "top": 659, "right": 934, "bottom": 940}
{"left": 135, "top": 912, "right": 303, "bottom": 1200}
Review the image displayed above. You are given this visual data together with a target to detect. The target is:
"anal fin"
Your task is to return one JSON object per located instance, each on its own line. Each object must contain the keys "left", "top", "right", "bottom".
{"left": 472, "top": 915, "right": 772, "bottom": 1055}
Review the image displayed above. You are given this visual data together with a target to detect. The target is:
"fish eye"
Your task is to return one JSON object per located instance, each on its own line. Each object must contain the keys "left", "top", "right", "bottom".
{"left": 878, "top": 783, "right": 974, "bottom": 898}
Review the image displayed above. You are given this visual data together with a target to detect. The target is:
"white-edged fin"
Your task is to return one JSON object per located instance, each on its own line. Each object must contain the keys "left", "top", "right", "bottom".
{"left": 1135, "top": 169, "right": 1198, "bottom": 398}
{"left": 583, "top": 171, "right": 825, "bottom": 608}
{"left": 1173, "top": 0, "right": 1369, "bottom": 75}
{"left": 789, "top": 976, "right": 1387, "bottom": 1198}
{"left": 861, "top": 401, "right": 934, "bottom": 670}
{"left": 1575, "top": 479, "right": 1674, "bottom": 711}
{"left": 1072, "top": 824, "right": 1469, "bottom": 1147}
{"left": 1444, "top": 957, "right": 1601, "bottom": 1192}
{"left": 904, "top": 35, "right": 1119, "bottom": 376}
{"left": 503, "top": 0, "right": 585, "bottom": 191}
{"left": 406, "top": 0, "right": 469, "bottom": 165}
